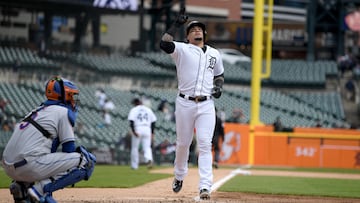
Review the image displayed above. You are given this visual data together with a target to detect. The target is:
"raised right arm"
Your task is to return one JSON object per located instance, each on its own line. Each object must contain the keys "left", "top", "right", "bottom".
{"left": 159, "top": 8, "right": 188, "bottom": 54}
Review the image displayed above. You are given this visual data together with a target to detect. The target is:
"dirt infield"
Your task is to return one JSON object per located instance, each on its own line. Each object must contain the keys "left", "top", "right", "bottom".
{"left": 1, "top": 168, "right": 360, "bottom": 203}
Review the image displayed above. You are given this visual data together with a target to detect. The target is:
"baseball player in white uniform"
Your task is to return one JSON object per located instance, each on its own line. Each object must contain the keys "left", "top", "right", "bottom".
{"left": 159, "top": 8, "right": 224, "bottom": 200}
{"left": 1, "top": 76, "right": 96, "bottom": 203}
{"left": 128, "top": 98, "right": 157, "bottom": 170}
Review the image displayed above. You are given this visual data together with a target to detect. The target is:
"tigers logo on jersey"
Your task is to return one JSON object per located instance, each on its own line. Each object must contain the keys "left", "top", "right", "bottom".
{"left": 208, "top": 56, "right": 216, "bottom": 70}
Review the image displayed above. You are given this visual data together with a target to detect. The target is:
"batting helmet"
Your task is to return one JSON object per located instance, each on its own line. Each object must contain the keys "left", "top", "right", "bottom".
{"left": 186, "top": 21, "right": 207, "bottom": 39}
{"left": 45, "top": 76, "right": 79, "bottom": 110}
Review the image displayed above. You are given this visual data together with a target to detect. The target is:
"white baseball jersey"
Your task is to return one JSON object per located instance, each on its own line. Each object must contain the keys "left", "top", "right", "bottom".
{"left": 171, "top": 41, "right": 224, "bottom": 96}
{"left": 128, "top": 104, "right": 157, "bottom": 169}
{"left": 128, "top": 105, "right": 157, "bottom": 136}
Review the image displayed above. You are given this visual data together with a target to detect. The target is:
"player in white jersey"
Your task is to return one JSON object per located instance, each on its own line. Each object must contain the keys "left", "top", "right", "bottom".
{"left": 1, "top": 76, "right": 96, "bottom": 203}
{"left": 159, "top": 8, "right": 224, "bottom": 200}
{"left": 128, "top": 98, "right": 157, "bottom": 170}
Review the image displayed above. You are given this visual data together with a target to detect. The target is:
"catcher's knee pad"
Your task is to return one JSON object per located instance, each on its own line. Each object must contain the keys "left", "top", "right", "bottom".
{"left": 76, "top": 145, "right": 96, "bottom": 180}
{"left": 43, "top": 167, "right": 89, "bottom": 194}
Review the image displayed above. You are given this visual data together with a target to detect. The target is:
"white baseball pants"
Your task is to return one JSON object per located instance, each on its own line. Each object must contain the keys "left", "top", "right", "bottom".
{"left": 174, "top": 96, "right": 215, "bottom": 191}
{"left": 131, "top": 133, "right": 153, "bottom": 169}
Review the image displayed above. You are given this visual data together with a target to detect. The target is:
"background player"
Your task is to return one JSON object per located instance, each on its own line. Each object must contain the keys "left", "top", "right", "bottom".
{"left": 1, "top": 76, "right": 96, "bottom": 203}
{"left": 128, "top": 98, "right": 157, "bottom": 170}
{"left": 159, "top": 9, "right": 225, "bottom": 200}
{"left": 212, "top": 107, "right": 225, "bottom": 169}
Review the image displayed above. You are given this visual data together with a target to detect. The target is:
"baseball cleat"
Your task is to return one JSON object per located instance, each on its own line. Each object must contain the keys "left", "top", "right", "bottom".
{"left": 147, "top": 160, "right": 153, "bottom": 169}
{"left": 172, "top": 178, "right": 183, "bottom": 193}
{"left": 9, "top": 181, "right": 29, "bottom": 203}
{"left": 27, "top": 186, "right": 45, "bottom": 203}
{"left": 199, "top": 188, "right": 210, "bottom": 200}
{"left": 44, "top": 195, "right": 57, "bottom": 203}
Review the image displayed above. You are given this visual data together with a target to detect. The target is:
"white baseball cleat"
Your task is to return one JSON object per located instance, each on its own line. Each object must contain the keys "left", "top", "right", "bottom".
{"left": 27, "top": 185, "right": 45, "bottom": 203}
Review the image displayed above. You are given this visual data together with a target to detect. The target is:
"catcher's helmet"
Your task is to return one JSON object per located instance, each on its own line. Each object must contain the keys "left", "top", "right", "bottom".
{"left": 186, "top": 21, "right": 207, "bottom": 39}
{"left": 45, "top": 76, "right": 79, "bottom": 110}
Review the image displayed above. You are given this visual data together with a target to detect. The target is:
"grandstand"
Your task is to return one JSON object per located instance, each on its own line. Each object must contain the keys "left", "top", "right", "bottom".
{"left": 0, "top": 44, "right": 359, "bottom": 164}
{"left": 0, "top": 48, "right": 357, "bottom": 162}
{"left": 0, "top": 0, "right": 360, "bottom": 165}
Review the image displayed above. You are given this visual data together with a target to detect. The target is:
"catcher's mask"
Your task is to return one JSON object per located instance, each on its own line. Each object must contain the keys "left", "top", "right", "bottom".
{"left": 186, "top": 21, "right": 207, "bottom": 40}
{"left": 45, "top": 76, "right": 79, "bottom": 110}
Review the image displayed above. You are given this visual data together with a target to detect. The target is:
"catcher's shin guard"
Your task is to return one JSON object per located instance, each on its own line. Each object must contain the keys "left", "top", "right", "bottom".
{"left": 40, "top": 147, "right": 96, "bottom": 196}
{"left": 42, "top": 168, "right": 90, "bottom": 194}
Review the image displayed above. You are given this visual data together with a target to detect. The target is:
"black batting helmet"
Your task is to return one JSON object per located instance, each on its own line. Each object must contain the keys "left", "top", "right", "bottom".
{"left": 186, "top": 21, "right": 207, "bottom": 39}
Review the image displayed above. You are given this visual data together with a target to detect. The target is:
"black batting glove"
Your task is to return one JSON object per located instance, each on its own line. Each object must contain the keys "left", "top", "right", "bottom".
{"left": 165, "top": 8, "right": 188, "bottom": 37}
{"left": 174, "top": 8, "right": 188, "bottom": 27}
{"left": 212, "top": 86, "right": 222, "bottom": 98}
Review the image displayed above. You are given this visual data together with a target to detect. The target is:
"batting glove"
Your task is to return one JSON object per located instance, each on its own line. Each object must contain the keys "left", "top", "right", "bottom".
{"left": 174, "top": 8, "right": 188, "bottom": 27}
{"left": 212, "top": 86, "right": 222, "bottom": 98}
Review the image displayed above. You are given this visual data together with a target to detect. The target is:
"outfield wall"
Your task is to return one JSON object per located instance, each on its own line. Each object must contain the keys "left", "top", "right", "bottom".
{"left": 221, "top": 123, "right": 360, "bottom": 169}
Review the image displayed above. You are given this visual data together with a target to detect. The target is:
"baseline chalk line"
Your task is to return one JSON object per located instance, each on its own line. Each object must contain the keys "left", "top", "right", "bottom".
{"left": 193, "top": 168, "right": 251, "bottom": 202}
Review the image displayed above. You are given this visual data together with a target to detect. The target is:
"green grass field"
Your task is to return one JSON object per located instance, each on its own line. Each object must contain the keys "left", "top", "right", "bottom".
{"left": 0, "top": 165, "right": 172, "bottom": 188}
{"left": 1, "top": 165, "right": 360, "bottom": 199}
{"left": 220, "top": 175, "right": 360, "bottom": 198}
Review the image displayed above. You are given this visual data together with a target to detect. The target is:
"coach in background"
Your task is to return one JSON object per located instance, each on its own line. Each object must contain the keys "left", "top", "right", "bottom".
{"left": 213, "top": 107, "right": 225, "bottom": 169}
{"left": 159, "top": 8, "right": 224, "bottom": 200}
{"left": 1, "top": 76, "right": 96, "bottom": 203}
{"left": 273, "top": 116, "right": 293, "bottom": 132}
{"left": 128, "top": 98, "right": 157, "bottom": 170}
